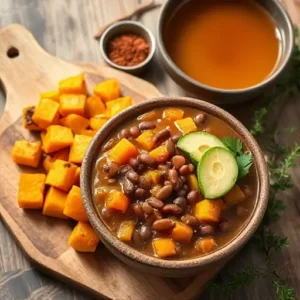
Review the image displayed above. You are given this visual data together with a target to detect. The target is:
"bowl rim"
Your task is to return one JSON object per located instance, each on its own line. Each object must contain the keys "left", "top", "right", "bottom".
{"left": 81, "top": 97, "right": 269, "bottom": 270}
{"left": 99, "top": 20, "right": 156, "bottom": 71}
{"left": 157, "top": 0, "right": 294, "bottom": 94}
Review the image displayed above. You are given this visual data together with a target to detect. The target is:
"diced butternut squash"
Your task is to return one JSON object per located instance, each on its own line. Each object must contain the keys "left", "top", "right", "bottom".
{"left": 12, "top": 140, "right": 42, "bottom": 167}
{"left": 223, "top": 184, "right": 246, "bottom": 206}
{"left": 18, "top": 174, "right": 46, "bottom": 209}
{"left": 175, "top": 117, "right": 197, "bottom": 134}
{"left": 43, "top": 186, "right": 68, "bottom": 219}
{"left": 108, "top": 138, "right": 138, "bottom": 165}
{"left": 152, "top": 238, "right": 176, "bottom": 258}
{"left": 74, "top": 167, "right": 81, "bottom": 185}
{"left": 93, "top": 79, "right": 120, "bottom": 102}
{"left": 60, "top": 114, "right": 89, "bottom": 134}
{"left": 45, "top": 159, "right": 77, "bottom": 192}
{"left": 106, "top": 96, "right": 132, "bottom": 117}
{"left": 117, "top": 220, "right": 135, "bottom": 242}
{"left": 68, "top": 221, "right": 100, "bottom": 252}
{"left": 163, "top": 108, "right": 184, "bottom": 121}
{"left": 136, "top": 130, "right": 155, "bottom": 151}
{"left": 40, "top": 90, "right": 60, "bottom": 102}
{"left": 144, "top": 170, "right": 161, "bottom": 185}
{"left": 149, "top": 145, "right": 170, "bottom": 163}
{"left": 43, "top": 125, "right": 73, "bottom": 154}
{"left": 22, "top": 106, "right": 41, "bottom": 131}
{"left": 59, "top": 94, "right": 86, "bottom": 117}
{"left": 32, "top": 98, "right": 60, "bottom": 129}
{"left": 106, "top": 190, "right": 129, "bottom": 213}
{"left": 69, "top": 134, "right": 92, "bottom": 164}
{"left": 53, "top": 148, "right": 70, "bottom": 161}
{"left": 64, "top": 186, "right": 88, "bottom": 221}
{"left": 194, "top": 199, "right": 224, "bottom": 223}
{"left": 187, "top": 174, "right": 199, "bottom": 191}
{"left": 59, "top": 73, "right": 86, "bottom": 95}
{"left": 89, "top": 115, "right": 108, "bottom": 131}
{"left": 171, "top": 222, "right": 193, "bottom": 242}
{"left": 85, "top": 95, "right": 106, "bottom": 118}
{"left": 194, "top": 237, "right": 217, "bottom": 254}
{"left": 42, "top": 155, "right": 52, "bottom": 173}
{"left": 81, "top": 129, "right": 97, "bottom": 137}
{"left": 40, "top": 132, "right": 47, "bottom": 150}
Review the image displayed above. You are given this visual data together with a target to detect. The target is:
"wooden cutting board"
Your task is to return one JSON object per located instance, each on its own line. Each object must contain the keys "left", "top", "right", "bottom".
{"left": 0, "top": 24, "right": 226, "bottom": 300}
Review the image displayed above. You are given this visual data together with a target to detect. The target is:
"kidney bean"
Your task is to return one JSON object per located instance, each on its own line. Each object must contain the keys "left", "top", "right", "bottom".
{"left": 133, "top": 203, "right": 144, "bottom": 218}
{"left": 137, "top": 163, "right": 146, "bottom": 173}
{"left": 183, "top": 184, "right": 189, "bottom": 191}
{"left": 173, "top": 177, "right": 183, "bottom": 191}
{"left": 181, "top": 215, "right": 199, "bottom": 227}
{"left": 199, "top": 224, "right": 215, "bottom": 235}
{"left": 162, "top": 204, "right": 183, "bottom": 215}
{"left": 151, "top": 185, "right": 162, "bottom": 197}
{"left": 188, "top": 164, "right": 195, "bottom": 173}
{"left": 139, "top": 176, "right": 152, "bottom": 190}
{"left": 179, "top": 165, "right": 190, "bottom": 176}
{"left": 173, "top": 197, "right": 187, "bottom": 209}
{"left": 119, "top": 164, "right": 132, "bottom": 176}
{"left": 180, "top": 176, "right": 187, "bottom": 183}
{"left": 177, "top": 189, "right": 187, "bottom": 197}
{"left": 102, "top": 138, "right": 116, "bottom": 151}
{"left": 164, "top": 180, "right": 171, "bottom": 186}
{"left": 146, "top": 213, "right": 157, "bottom": 225}
{"left": 172, "top": 155, "right": 186, "bottom": 169}
{"left": 194, "top": 113, "right": 206, "bottom": 125}
{"left": 135, "top": 188, "right": 147, "bottom": 199}
{"left": 166, "top": 161, "right": 173, "bottom": 168}
{"left": 187, "top": 190, "right": 200, "bottom": 205}
{"left": 101, "top": 207, "right": 112, "bottom": 220}
{"left": 132, "top": 230, "right": 143, "bottom": 245}
{"left": 139, "top": 121, "right": 156, "bottom": 131}
{"left": 171, "top": 133, "right": 182, "bottom": 143}
{"left": 158, "top": 164, "right": 169, "bottom": 172}
{"left": 153, "top": 129, "right": 170, "bottom": 145}
{"left": 119, "top": 128, "right": 130, "bottom": 139}
{"left": 219, "top": 221, "right": 230, "bottom": 232}
{"left": 138, "top": 153, "right": 156, "bottom": 166}
{"left": 236, "top": 206, "right": 248, "bottom": 217}
{"left": 153, "top": 209, "right": 163, "bottom": 220}
{"left": 156, "top": 185, "right": 173, "bottom": 200}
{"left": 129, "top": 157, "right": 139, "bottom": 170}
{"left": 140, "top": 225, "right": 152, "bottom": 241}
{"left": 152, "top": 219, "right": 175, "bottom": 231}
{"left": 129, "top": 126, "right": 141, "bottom": 138}
{"left": 166, "top": 139, "right": 176, "bottom": 156}
{"left": 168, "top": 169, "right": 179, "bottom": 185}
{"left": 126, "top": 170, "right": 139, "bottom": 183}
{"left": 102, "top": 161, "right": 119, "bottom": 178}
{"left": 147, "top": 197, "right": 164, "bottom": 209}
{"left": 142, "top": 202, "right": 153, "bottom": 214}
{"left": 123, "top": 178, "right": 135, "bottom": 196}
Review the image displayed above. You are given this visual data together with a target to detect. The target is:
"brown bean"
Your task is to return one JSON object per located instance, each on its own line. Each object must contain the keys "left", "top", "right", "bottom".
{"left": 158, "top": 164, "right": 169, "bottom": 172}
{"left": 145, "top": 213, "right": 157, "bottom": 225}
{"left": 180, "top": 176, "right": 187, "bottom": 183}
{"left": 123, "top": 178, "right": 135, "bottom": 196}
{"left": 129, "top": 157, "right": 139, "bottom": 170}
{"left": 166, "top": 161, "right": 173, "bottom": 168}
{"left": 183, "top": 184, "right": 189, "bottom": 191}
{"left": 162, "top": 204, "right": 183, "bottom": 215}
{"left": 132, "top": 230, "right": 143, "bottom": 245}
{"left": 219, "top": 221, "right": 230, "bottom": 232}
{"left": 171, "top": 133, "right": 182, "bottom": 143}
{"left": 135, "top": 188, "right": 147, "bottom": 199}
{"left": 119, "top": 128, "right": 130, "bottom": 139}
{"left": 177, "top": 189, "right": 187, "bottom": 197}
{"left": 181, "top": 215, "right": 199, "bottom": 227}
{"left": 173, "top": 197, "right": 187, "bottom": 209}
{"left": 139, "top": 121, "right": 156, "bottom": 131}
{"left": 173, "top": 177, "right": 183, "bottom": 192}
{"left": 119, "top": 164, "right": 132, "bottom": 176}
{"left": 164, "top": 180, "right": 171, "bottom": 186}
{"left": 129, "top": 126, "right": 141, "bottom": 138}
{"left": 168, "top": 169, "right": 179, "bottom": 185}
{"left": 194, "top": 113, "right": 206, "bottom": 125}
{"left": 153, "top": 129, "right": 170, "bottom": 145}
{"left": 152, "top": 219, "right": 175, "bottom": 231}
{"left": 187, "top": 190, "right": 200, "bottom": 205}
{"left": 133, "top": 203, "right": 144, "bottom": 218}
{"left": 236, "top": 206, "right": 248, "bottom": 217}
{"left": 126, "top": 170, "right": 139, "bottom": 183}
{"left": 102, "top": 161, "right": 119, "bottom": 178}
{"left": 101, "top": 207, "right": 112, "bottom": 219}
{"left": 188, "top": 164, "right": 195, "bottom": 173}
{"left": 179, "top": 165, "right": 190, "bottom": 176}
{"left": 137, "top": 163, "right": 146, "bottom": 173}
{"left": 166, "top": 139, "right": 176, "bottom": 156}
{"left": 139, "top": 176, "right": 152, "bottom": 190}
{"left": 172, "top": 155, "right": 186, "bottom": 169}
{"left": 102, "top": 138, "right": 116, "bottom": 151}
{"left": 138, "top": 153, "right": 156, "bottom": 166}
{"left": 147, "top": 197, "right": 164, "bottom": 209}
{"left": 199, "top": 224, "right": 215, "bottom": 235}
{"left": 140, "top": 225, "right": 152, "bottom": 240}
{"left": 156, "top": 185, "right": 173, "bottom": 200}
{"left": 153, "top": 209, "right": 163, "bottom": 220}
{"left": 142, "top": 202, "right": 153, "bottom": 214}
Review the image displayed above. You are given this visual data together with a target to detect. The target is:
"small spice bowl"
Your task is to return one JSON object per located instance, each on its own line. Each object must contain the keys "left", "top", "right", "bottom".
{"left": 99, "top": 21, "right": 156, "bottom": 75}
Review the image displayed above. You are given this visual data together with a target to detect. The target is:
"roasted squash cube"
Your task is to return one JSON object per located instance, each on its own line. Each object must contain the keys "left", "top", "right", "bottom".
{"left": 60, "top": 114, "right": 89, "bottom": 134}
{"left": 59, "top": 73, "right": 86, "bottom": 95}
{"left": 108, "top": 138, "right": 138, "bottom": 165}
{"left": 106, "top": 190, "right": 129, "bottom": 213}
{"left": 43, "top": 186, "right": 68, "bottom": 219}
{"left": 68, "top": 221, "right": 100, "bottom": 252}
{"left": 136, "top": 130, "right": 155, "bottom": 151}
{"left": 149, "top": 145, "right": 170, "bottom": 163}
{"left": 18, "top": 174, "right": 46, "bottom": 209}
{"left": 163, "top": 108, "right": 184, "bottom": 121}
{"left": 171, "top": 222, "right": 193, "bottom": 242}
{"left": 12, "top": 140, "right": 42, "bottom": 167}
{"left": 74, "top": 167, "right": 81, "bottom": 185}
{"left": 81, "top": 129, "right": 97, "bottom": 137}
{"left": 175, "top": 117, "right": 197, "bottom": 134}
{"left": 42, "top": 155, "right": 53, "bottom": 173}
{"left": 93, "top": 79, "right": 121, "bottom": 102}
{"left": 42, "top": 148, "right": 70, "bottom": 173}
{"left": 40, "top": 90, "right": 60, "bottom": 102}
{"left": 194, "top": 237, "right": 217, "bottom": 254}
{"left": 43, "top": 125, "right": 73, "bottom": 154}
{"left": 89, "top": 115, "right": 108, "bottom": 131}
{"left": 69, "top": 134, "right": 92, "bottom": 164}
{"left": 59, "top": 94, "right": 86, "bottom": 117}
{"left": 223, "top": 184, "right": 246, "bottom": 206}
{"left": 117, "top": 221, "right": 135, "bottom": 242}
{"left": 45, "top": 159, "right": 77, "bottom": 192}
{"left": 106, "top": 96, "right": 132, "bottom": 117}
{"left": 194, "top": 199, "right": 224, "bottom": 223}
{"left": 85, "top": 95, "right": 106, "bottom": 118}
{"left": 22, "top": 106, "right": 41, "bottom": 131}
{"left": 152, "top": 238, "right": 176, "bottom": 258}
{"left": 32, "top": 98, "right": 60, "bottom": 129}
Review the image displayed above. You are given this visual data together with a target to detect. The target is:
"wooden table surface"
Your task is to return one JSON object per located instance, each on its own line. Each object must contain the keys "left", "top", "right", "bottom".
{"left": 0, "top": 1, "right": 300, "bottom": 299}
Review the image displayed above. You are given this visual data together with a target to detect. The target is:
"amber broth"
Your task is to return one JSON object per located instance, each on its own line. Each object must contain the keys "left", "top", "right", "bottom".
{"left": 164, "top": 0, "right": 280, "bottom": 89}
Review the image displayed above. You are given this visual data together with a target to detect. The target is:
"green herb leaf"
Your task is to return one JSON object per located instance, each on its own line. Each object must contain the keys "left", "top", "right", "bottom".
{"left": 263, "top": 230, "right": 289, "bottom": 252}
{"left": 236, "top": 152, "right": 253, "bottom": 179}
{"left": 221, "top": 137, "right": 243, "bottom": 156}
{"left": 272, "top": 281, "right": 296, "bottom": 300}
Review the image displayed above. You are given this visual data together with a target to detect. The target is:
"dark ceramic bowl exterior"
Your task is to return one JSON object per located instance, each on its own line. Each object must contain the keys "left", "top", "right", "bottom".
{"left": 81, "top": 97, "right": 269, "bottom": 277}
{"left": 157, "top": 0, "right": 294, "bottom": 104}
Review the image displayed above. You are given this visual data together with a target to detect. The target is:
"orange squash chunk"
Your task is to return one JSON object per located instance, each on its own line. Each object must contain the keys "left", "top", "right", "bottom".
{"left": 42, "top": 155, "right": 53, "bottom": 173}
{"left": 163, "top": 108, "right": 184, "bottom": 121}
{"left": 194, "top": 237, "right": 217, "bottom": 254}
{"left": 69, "top": 134, "right": 92, "bottom": 164}
{"left": 194, "top": 199, "right": 224, "bottom": 223}
{"left": 59, "top": 94, "right": 86, "bottom": 117}
{"left": 149, "top": 145, "right": 170, "bottom": 163}
{"left": 136, "top": 130, "right": 155, "bottom": 151}
{"left": 42, "top": 148, "right": 70, "bottom": 173}
{"left": 68, "top": 221, "right": 100, "bottom": 252}
{"left": 59, "top": 73, "right": 86, "bottom": 95}
{"left": 64, "top": 186, "right": 88, "bottom": 222}
{"left": 74, "top": 167, "right": 81, "bottom": 186}
{"left": 223, "top": 184, "right": 246, "bottom": 206}
{"left": 106, "top": 190, "right": 129, "bottom": 213}
{"left": 40, "top": 90, "right": 60, "bottom": 102}
{"left": 117, "top": 220, "right": 135, "bottom": 242}
{"left": 93, "top": 79, "right": 121, "bottom": 102}
{"left": 60, "top": 114, "right": 89, "bottom": 134}
{"left": 171, "top": 222, "right": 193, "bottom": 242}
{"left": 81, "top": 129, "right": 97, "bottom": 137}
{"left": 144, "top": 170, "right": 161, "bottom": 185}
{"left": 108, "top": 138, "right": 138, "bottom": 165}
{"left": 89, "top": 115, "right": 108, "bottom": 131}
{"left": 106, "top": 96, "right": 132, "bottom": 117}
{"left": 43, "top": 125, "right": 73, "bottom": 154}
{"left": 175, "top": 117, "right": 197, "bottom": 134}
{"left": 18, "top": 174, "right": 46, "bottom": 209}
{"left": 85, "top": 95, "right": 106, "bottom": 118}
{"left": 45, "top": 159, "right": 77, "bottom": 192}
{"left": 12, "top": 140, "right": 42, "bottom": 168}
{"left": 22, "top": 106, "right": 41, "bottom": 131}
{"left": 152, "top": 238, "right": 176, "bottom": 258}
{"left": 43, "top": 186, "right": 68, "bottom": 219}
{"left": 32, "top": 98, "right": 60, "bottom": 129}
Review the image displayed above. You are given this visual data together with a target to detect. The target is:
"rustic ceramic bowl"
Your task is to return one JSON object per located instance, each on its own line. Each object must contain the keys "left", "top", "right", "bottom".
{"left": 157, "top": 0, "right": 294, "bottom": 104}
{"left": 81, "top": 97, "right": 269, "bottom": 277}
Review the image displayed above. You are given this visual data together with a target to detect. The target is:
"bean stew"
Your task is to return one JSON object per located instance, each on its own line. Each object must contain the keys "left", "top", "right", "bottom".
{"left": 93, "top": 107, "right": 257, "bottom": 259}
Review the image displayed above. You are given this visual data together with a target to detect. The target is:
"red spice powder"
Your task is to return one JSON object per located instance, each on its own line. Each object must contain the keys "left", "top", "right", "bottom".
{"left": 107, "top": 33, "right": 150, "bottom": 67}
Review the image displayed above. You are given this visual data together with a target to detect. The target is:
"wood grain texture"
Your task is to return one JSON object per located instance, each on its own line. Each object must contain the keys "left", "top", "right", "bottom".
{"left": 0, "top": 0, "right": 299, "bottom": 299}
